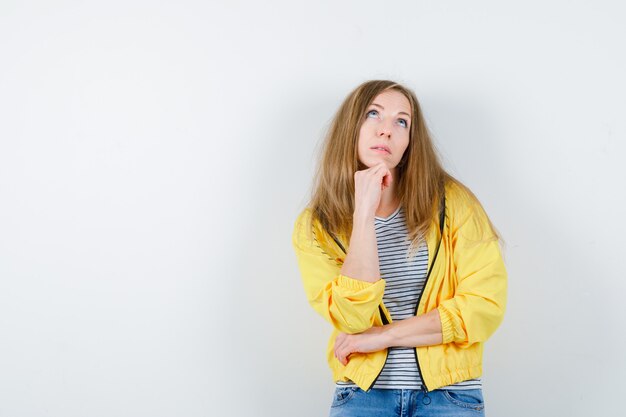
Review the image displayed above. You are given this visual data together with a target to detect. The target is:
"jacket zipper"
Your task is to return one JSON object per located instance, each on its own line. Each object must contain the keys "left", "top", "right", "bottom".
{"left": 365, "top": 305, "right": 390, "bottom": 392}
{"left": 413, "top": 193, "right": 446, "bottom": 397}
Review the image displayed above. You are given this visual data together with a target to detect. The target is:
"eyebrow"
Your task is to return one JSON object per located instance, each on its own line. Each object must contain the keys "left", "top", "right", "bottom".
{"left": 370, "top": 103, "right": 411, "bottom": 118}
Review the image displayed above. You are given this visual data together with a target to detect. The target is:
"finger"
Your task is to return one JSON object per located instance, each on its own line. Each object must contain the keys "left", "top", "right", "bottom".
{"left": 382, "top": 171, "right": 393, "bottom": 188}
{"left": 337, "top": 340, "right": 355, "bottom": 366}
{"left": 338, "top": 349, "right": 348, "bottom": 366}
{"left": 335, "top": 346, "right": 343, "bottom": 364}
{"left": 371, "top": 162, "right": 389, "bottom": 176}
{"left": 335, "top": 341, "right": 348, "bottom": 365}
{"left": 334, "top": 334, "right": 346, "bottom": 361}
{"left": 335, "top": 333, "right": 346, "bottom": 348}
{"left": 334, "top": 340, "right": 347, "bottom": 359}
{"left": 376, "top": 163, "right": 392, "bottom": 181}
{"left": 367, "top": 166, "right": 392, "bottom": 188}
{"left": 370, "top": 164, "right": 392, "bottom": 188}
{"left": 335, "top": 337, "right": 348, "bottom": 355}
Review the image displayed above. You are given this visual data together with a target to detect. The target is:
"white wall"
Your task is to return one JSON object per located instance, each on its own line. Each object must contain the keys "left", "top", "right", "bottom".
{"left": 1, "top": 1, "right": 624, "bottom": 416}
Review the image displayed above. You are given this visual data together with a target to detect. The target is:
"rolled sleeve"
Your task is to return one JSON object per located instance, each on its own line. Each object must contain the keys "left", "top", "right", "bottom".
{"left": 292, "top": 209, "right": 386, "bottom": 334}
{"left": 437, "top": 198, "right": 508, "bottom": 345}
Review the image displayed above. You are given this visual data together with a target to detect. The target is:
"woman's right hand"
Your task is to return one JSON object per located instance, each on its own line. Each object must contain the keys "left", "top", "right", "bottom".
{"left": 353, "top": 162, "right": 392, "bottom": 220}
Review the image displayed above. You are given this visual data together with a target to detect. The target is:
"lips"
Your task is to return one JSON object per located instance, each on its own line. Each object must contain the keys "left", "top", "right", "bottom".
{"left": 371, "top": 145, "right": 391, "bottom": 154}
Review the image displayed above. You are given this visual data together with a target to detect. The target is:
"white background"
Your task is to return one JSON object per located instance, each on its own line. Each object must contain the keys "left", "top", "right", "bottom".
{"left": 1, "top": 1, "right": 624, "bottom": 416}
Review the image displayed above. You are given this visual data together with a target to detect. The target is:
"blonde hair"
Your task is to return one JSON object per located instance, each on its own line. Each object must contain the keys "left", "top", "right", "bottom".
{"left": 307, "top": 80, "right": 497, "bottom": 257}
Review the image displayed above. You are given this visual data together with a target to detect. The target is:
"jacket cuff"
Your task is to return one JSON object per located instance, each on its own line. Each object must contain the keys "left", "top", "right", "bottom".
{"left": 437, "top": 306, "right": 455, "bottom": 344}
{"left": 337, "top": 274, "right": 385, "bottom": 290}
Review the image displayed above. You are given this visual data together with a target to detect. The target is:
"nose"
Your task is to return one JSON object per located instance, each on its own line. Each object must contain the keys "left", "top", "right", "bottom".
{"left": 378, "top": 121, "right": 392, "bottom": 138}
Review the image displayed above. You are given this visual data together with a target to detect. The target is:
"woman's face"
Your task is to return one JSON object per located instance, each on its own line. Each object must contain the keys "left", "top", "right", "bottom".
{"left": 357, "top": 89, "right": 411, "bottom": 171}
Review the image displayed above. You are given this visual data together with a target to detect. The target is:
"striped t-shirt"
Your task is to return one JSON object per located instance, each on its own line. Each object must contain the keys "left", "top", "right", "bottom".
{"left": 336, "top": 205, "right": 482, "bottom": 391}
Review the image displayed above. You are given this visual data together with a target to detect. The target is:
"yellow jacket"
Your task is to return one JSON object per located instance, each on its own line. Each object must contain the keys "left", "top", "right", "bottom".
{"left": 291, "top": 180, "right": 507, "bottom": 392}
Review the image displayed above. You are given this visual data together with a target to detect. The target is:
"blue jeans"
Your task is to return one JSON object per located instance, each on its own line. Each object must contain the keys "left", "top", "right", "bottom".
{"left": 329, "top": 387, "right": 485, "bottom": 417}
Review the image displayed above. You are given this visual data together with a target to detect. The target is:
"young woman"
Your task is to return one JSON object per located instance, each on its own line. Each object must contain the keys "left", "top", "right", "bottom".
{"left": 291, "top": 80, "right": 507, "bottom": 416}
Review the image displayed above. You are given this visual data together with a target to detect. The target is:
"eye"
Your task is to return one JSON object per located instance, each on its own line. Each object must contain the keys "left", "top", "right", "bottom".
{"left": 398, "top": 119, "right": 408, "bottom": 128}
{"left": 366, "top": 109, "right": 378, "bottom": 118}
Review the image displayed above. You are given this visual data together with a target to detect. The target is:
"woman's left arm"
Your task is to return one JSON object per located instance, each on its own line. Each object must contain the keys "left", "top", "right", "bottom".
{"left": 436, "top": 200, "right": 508, "bottom": 346}
{"left": 333, "top": 309, "right": 443, "bottom": 365}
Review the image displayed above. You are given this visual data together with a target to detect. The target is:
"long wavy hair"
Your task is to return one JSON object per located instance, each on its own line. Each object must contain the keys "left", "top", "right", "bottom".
{"left": 307, "top": 79, "right": 496, "bottom": 256}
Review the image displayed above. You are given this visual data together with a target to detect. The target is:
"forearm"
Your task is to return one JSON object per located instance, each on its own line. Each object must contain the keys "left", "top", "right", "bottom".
{"left": 383, "top": 308, "right": 443, "bottom": 348}
{"left": 340, "top": 212, "right": 380, "bottom": 283}
{"left": 333, "top": 308, "right": 444, "bottom": 365}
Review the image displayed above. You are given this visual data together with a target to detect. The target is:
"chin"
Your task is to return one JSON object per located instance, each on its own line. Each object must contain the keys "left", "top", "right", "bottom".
{"left": 368, "top": 158, "right": 391, "bottom": 167}
{"left": 362, "top": 161, "right": 380, "bottom": 169}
